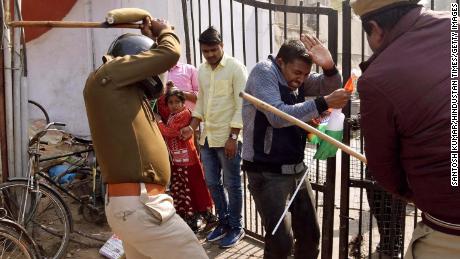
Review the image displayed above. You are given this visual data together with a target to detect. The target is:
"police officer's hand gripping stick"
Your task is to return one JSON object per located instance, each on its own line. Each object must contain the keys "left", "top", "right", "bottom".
{"left": 239, "top": 91, "right": 367, "bottom": 235}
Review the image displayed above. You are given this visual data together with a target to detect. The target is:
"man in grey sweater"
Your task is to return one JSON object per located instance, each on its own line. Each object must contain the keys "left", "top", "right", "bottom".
{"left": 242, "top": 35, "right": 350, "bottom": 259}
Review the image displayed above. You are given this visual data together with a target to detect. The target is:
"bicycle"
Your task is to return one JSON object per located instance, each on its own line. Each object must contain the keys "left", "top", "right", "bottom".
{"left": 28, "top": 100, "right": 50, "bottom": 125}
{"left": 0, "top": 208, "right": 41, "bottom": 259}
{"left": 38, "top": 133, "right": 105, "bottom": 223}
{"left": 0, "top": 122, "right": 73, "bottom": 259}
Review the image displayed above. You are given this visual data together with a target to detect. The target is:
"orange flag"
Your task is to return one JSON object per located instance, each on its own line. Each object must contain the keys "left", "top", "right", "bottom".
{"left": 344, "top": 74, "right": 356, "bottom": 93}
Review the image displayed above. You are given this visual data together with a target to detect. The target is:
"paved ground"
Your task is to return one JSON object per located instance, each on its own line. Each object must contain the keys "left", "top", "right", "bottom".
{"left": 25, "top": 120, "right": 418, "bottom": 258}
{"left": 66, "top": 222, "right": 266, "bottom": 258}
{"left": 26, "top": 120, "right": 266, "bottom": 259}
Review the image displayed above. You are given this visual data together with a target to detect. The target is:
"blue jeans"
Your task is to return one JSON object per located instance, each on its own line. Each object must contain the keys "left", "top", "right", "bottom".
{"left": 247, "top": 170, "right": 320, "bottom": 259}
{"left": 200, "top": 139, "right": 243, "bottom": 229}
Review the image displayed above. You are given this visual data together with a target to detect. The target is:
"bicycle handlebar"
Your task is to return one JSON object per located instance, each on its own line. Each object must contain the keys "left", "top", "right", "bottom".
{"left": 45, "top": 122, "right": 66, "bottom": 129}
{"left": 29, "top": 122, "right": 67, "bottom": 148}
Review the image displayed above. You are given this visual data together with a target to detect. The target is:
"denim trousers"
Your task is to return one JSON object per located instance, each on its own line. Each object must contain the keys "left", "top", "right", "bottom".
{"left": 247, "top": 170, "right": 320, "bottom": 259}
{"left": 200, "top": 139, "right": 243, "bottom": 229}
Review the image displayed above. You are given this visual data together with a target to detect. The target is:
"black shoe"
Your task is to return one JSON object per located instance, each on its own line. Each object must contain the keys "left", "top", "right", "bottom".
{"left": 202, "top": 211, "right": 219, "bottom": 231}
{"left": 186, "top": 214, "right": 205, "bottom": 233}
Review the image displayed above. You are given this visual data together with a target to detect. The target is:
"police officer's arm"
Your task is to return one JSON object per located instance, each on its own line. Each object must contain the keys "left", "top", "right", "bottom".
{"left": 359, "top": 77, "right": 412, "bottom": 200}
{"left": 99, "top": 18, "right": 181, "bottom": 88}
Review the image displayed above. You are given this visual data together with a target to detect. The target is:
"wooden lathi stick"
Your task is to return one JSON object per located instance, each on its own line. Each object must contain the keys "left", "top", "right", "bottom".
{"left": 8, "top": 21, "right": 143, "bottom": 29}
{"left": 240, "top": 91, "right": 367, "bottom": 164}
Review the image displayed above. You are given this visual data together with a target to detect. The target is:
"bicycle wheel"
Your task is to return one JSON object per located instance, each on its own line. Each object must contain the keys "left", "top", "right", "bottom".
{"left": 28, "top": 100, "right": 50, "bottom": 125}
{"left": 0, "top": 224, "right": 39, "bottom": 259}
{"left": 0, "top": 180, "right": 72, "bottom": 259}
{"left": 57, "top": 168, "right": 106, "bottom": 224}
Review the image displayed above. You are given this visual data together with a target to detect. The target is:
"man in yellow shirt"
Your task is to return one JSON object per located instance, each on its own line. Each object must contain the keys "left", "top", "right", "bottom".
{"left": 181, "top": 26, "right": 247, "bottom": 248}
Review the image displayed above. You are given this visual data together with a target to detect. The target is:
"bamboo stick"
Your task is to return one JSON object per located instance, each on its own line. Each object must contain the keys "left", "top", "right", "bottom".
{"left": 240, "top": 91, "right": 367, "bottom": 164}
{"left": 8, "top": 21, "right": 143, "bottom": 29}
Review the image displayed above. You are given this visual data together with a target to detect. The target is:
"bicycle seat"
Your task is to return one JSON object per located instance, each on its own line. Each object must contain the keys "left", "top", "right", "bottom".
{"left": 73, "top": 136, "right": 93, "bottom": 144}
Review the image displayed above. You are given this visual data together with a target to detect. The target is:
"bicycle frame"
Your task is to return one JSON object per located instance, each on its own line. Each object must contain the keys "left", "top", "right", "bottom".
{"left": 13, "top": 123, "right": 70, "bottom": 227}
{"left": 38, "top": 149, "right": 102, "bottom": 210}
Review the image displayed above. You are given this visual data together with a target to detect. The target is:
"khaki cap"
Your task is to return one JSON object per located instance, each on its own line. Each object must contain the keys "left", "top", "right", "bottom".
{"left": 350, "top": 0, "right": 421, "bottom": 18}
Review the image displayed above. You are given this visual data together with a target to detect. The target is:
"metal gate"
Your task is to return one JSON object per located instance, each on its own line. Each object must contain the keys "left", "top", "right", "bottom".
{"left": 181, "top": 0, "right": 456, "bottom": 258}
{"left": 180, "top": 0, "right": 339, "bottom": 258}
{"left": 339, "top": 1, "right": 457, "bottom": 259}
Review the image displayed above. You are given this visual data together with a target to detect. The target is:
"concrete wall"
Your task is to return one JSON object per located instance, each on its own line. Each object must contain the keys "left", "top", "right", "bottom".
{"left": 26, "top": 0, "right": 186, "bottom": 136}
{"left": 25, "top": 0, "right": 272, "bottom": 136}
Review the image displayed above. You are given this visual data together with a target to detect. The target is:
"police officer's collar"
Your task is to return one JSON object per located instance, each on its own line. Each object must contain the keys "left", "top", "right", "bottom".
{"left": 359, "top": 6, "right": 422, "bottom": 72}
{"left": 102, "top": 55, "right": 114, "bottom": 64}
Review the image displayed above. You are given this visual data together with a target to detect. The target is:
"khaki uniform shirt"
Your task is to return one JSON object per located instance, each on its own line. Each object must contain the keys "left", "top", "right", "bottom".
{"left": 83, "top": 29, "right": 180, "bottom": 186}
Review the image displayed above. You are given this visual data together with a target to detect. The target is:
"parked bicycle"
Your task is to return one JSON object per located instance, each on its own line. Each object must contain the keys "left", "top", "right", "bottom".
{"left": 0, "top": 122, "right": 105, "bottom": 258}
{"left": 0, "top": 122, "right": 72, "bottom": 258}
{"left": 39, "top": 132, "right": 105, "bottom": 223}
{"left": 0, "top": 208, "right": 41, "bottom": 259}
{"left": 28, "top": 100, "right": 50, "bottom": 125}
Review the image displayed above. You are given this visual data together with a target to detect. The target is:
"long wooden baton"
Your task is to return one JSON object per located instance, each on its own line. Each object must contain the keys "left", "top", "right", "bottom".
{"left": 8, "top": 21, "right": 175, "bottom": 30}
{"left": 239, "top": 91, "right": 367, "bottom": 164}
{"left": 8, "top": 21, "right": 143, "bottom": 29}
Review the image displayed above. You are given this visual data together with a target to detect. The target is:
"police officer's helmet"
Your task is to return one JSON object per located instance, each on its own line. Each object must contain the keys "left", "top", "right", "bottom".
{"left": 107, "top": 33, "right": 154, "bottom": 57}
{"left": 106, "top": 33, "right": 163, "bottom": 99}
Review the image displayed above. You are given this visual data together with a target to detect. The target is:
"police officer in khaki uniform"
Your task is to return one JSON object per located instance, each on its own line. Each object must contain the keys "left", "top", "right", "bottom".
{"left": 84, "top": 17, "right": 208, "bottom": 259}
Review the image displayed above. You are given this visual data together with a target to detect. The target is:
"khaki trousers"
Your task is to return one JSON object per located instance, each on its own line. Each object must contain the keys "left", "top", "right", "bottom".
{"left": 405, "top": 221, "right": 460, "bottom": 259}
{"left": 105, "top": 190, "right": 208, "bottom": 259}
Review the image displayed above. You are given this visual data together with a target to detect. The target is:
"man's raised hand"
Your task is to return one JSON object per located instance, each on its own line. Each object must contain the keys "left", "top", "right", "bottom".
{"left": 301, "top": 34, "right": 335, "bottom": 70}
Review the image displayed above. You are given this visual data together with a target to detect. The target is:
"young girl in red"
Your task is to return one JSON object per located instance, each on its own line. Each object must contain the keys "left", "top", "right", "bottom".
{"left": 156, "top": 86, "right": 214, "bottom": 231}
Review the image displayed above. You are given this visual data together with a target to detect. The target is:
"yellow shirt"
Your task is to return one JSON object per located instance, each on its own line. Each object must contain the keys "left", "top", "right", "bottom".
{"left": 193, "top": 54, "right": 248, "bottom": 147}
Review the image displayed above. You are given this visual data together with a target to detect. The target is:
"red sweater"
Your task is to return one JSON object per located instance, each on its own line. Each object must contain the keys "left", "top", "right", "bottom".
{"left": 157, "top": 107, "right": 199, "bottom": 166}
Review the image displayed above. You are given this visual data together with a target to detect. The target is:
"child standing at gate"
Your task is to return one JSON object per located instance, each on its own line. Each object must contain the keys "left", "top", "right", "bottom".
{"left": 155, "top": 85, "right": 214, "bottom": 232}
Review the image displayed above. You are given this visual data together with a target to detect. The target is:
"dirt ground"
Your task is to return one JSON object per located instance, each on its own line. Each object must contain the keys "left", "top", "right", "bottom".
{"left": 65, "top": 217, "right": 265, "bottom": 259}
{"left": 27, "top": 120, "right": 264, "bottom": 259}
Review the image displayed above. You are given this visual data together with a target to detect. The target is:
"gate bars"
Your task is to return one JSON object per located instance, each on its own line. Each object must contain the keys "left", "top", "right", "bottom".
{"left": 181, "top": 1, "right": 338, "bottom": 258}
{"left": 339, "top": 1, "right": 458, "bottom": 259}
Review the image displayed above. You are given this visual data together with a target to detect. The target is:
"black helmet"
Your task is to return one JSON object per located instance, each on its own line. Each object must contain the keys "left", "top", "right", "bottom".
{"left": 106, "top": 33, "right": 163, "bottom": 99}
{"left": 107, "top": 33, "right": 154, "bottom": 57}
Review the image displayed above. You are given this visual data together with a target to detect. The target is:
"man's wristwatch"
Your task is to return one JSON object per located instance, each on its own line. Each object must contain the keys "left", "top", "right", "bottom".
{"left": 229, "top": 133, "right": 238, "bottom": 140}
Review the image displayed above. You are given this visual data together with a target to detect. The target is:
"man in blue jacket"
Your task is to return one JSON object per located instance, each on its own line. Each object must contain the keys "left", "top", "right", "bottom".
{"left": 242, "top": 35, "right": 350, "bottom": 259}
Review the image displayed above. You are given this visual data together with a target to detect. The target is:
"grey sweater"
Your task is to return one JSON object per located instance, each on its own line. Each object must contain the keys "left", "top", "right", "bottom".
{"left": 242, "top": 55, "right": 342, "bottom": 162}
